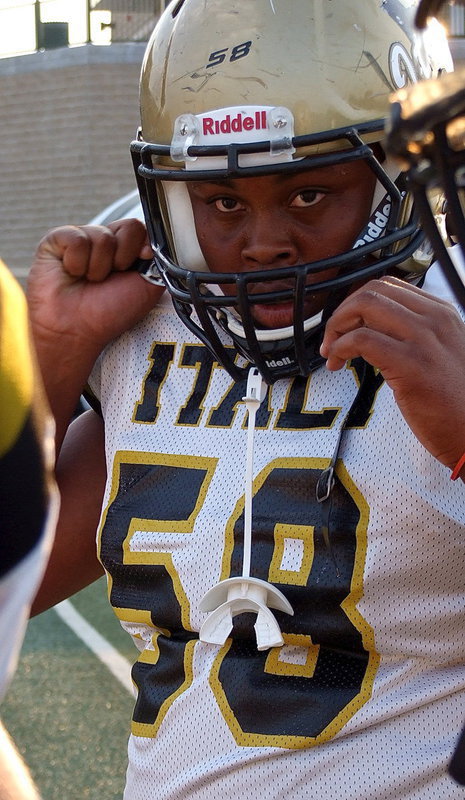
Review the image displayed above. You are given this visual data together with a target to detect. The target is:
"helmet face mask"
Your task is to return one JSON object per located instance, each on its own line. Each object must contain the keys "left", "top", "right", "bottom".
{"left": 386, "top": 65, "right": 465, "bottom": 306}
{"left": 386, "top": 0, "right": 465, "bottom": 307}
{"left": 132, "top": 0, "right": 453, "bottom": 383}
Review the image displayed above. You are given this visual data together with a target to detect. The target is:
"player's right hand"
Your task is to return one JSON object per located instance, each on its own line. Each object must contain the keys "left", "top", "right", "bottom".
{"left": 28, "top": 218, "right": 164, "bottom": 357}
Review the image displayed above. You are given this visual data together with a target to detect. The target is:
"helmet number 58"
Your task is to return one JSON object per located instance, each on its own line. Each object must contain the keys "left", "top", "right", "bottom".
{"left": 206, "top": 41, "right": 252, "bottom": 68}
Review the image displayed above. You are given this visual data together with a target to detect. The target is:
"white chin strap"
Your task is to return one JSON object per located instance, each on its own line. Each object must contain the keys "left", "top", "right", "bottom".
{"left": 225, "top": 308, "right": 323, "bottom": 343}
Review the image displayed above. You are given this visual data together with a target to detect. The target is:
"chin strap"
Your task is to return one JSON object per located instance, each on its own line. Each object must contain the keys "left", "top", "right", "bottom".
{"left": 316, "top": 359, "right": 371, "bottom": 576}
{"left": 199, "top": 367, "right": 294, "bottom": 651}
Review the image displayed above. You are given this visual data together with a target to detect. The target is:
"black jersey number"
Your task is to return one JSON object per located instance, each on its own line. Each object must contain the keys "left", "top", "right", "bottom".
{"left": 98, "top": 451, "right": 217, "bottom": 737}
{"left": 98, "top": 453, "right": 378, "bottom": 747}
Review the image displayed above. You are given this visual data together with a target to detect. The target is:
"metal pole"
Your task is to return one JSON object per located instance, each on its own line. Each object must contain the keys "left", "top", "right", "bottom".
{"left": 34, "top": 0, "right": 42, "bottom": 50}
{"left": 86, "top": 0, "right": 91, "bottom": 43}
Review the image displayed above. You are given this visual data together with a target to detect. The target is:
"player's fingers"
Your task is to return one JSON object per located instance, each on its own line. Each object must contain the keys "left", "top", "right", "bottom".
{"left": 321, "top": 286, "right": 421, "bottom": 357}
{"left": 106, "top": 218, "right": 152, "bottom": 271}
{"left": 322, "top": 326, "right": 410, "bottom": 372}
{"left": 36, "top": 224, "right": 119, "bottom": 281}
{"left": 371, "top": 275, "right": 456, "bottom": 310}
{"left": 72, "top": 225, "right": 118, "bottom": 281}
{"left": 35, "top": 225, "right": 94, "bottom": 279}
{"left": 38, "top": 221, "right": 152, "bottom": 281}
{"left": 335, "top": 277, "right": 455, "bottom": 326}
{"left": 321, "top": 277, "right": 457, "bottom": 358}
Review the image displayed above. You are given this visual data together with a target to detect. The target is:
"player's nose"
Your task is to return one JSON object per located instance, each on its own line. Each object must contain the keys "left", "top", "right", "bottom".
{"left": 241, "top": 210, "right": 299, "bottom": 268}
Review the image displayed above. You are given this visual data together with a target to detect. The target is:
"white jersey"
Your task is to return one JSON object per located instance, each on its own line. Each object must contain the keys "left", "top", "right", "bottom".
{"left": 89, "top": 264, "right": 465, "bottom": 800}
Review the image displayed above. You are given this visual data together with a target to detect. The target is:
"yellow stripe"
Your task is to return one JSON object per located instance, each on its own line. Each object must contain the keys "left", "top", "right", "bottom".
{"left": 0, "top": 259, "right": 34, "bottom": 457}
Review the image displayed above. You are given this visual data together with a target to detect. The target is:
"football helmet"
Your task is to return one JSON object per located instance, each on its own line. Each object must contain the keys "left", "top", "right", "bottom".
{"left": 131, "top": 0, "right": 452, "bottom": 383}
{"left": 386, "top": 1, "right": 465, "bottom": 306}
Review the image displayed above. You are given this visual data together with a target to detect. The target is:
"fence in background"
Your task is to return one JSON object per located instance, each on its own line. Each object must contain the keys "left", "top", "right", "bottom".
{"left": 0, "top": 0, "right": 165, "bottom": 58}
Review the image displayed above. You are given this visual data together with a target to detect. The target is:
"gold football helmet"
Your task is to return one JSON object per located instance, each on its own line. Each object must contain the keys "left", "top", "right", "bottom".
{"left": 132, "top": 0, "right": 452, "bottom": 382}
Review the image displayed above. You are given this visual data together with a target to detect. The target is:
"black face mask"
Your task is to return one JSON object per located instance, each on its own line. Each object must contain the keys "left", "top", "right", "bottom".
{"left": 386, "top": 68, "right": 465, "bottom": 309}
{"left": 131, "top": 125, "right": 424, "bottom": 384}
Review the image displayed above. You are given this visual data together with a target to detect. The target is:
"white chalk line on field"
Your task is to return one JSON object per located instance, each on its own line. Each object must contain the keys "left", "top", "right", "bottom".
{"left": 54, "top": 599, "right": 134, "bottom": 695}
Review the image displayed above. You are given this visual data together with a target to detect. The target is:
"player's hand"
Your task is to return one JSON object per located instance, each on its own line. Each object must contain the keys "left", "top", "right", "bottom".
{"left": 320, "top": 276, "right": 465, "bottom": 474}
{"left": 28, "top": 218, "right": 164, "bottom": 356}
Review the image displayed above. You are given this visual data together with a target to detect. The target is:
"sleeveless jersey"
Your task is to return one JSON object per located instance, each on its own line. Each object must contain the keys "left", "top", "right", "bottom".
{"left": 0, "top": 260, "right": 57, "bottom": 698}
{"left": 89, "top": 263, "right": 465, "bottom": 800}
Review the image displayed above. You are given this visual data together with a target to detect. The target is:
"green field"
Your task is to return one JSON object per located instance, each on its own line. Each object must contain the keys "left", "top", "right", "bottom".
{"left": 1, "top": 578, "right": 136, "bottom": 799}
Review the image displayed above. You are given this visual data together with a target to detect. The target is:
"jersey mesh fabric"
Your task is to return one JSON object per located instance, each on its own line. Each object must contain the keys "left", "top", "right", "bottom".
{"left": 88, "top": 264, "right": 465, "bottom": 800}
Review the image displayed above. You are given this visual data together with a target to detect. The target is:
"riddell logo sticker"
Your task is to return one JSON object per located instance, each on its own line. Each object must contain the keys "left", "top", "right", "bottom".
{"left": 265, "top": 356, "right": 292, "bottom": 368}
{"left": 173, "top": 106, "right": 295, "bottom": 169}
{"left": 202, "top": 111, "right": 268, "bottom": 136}
{"left": 354, "top": 202, "right": 391, "bottom": 248}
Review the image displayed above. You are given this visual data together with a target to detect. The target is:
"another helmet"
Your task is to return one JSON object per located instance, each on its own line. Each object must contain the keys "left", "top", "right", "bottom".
{"left": 386, "top": 0, "right": 465, "bottom": 306}
{"left": 131, "top": 0, "right": 452, "bottom": 383}
{"left": 415, "top": 0, "right": 449, "bottom": 29}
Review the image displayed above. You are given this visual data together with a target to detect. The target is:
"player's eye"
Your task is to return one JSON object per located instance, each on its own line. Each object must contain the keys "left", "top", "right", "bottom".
{"left": 214, "top": 197, "right": 244, "bottom": 212}
{"left": 291, "top": 189, "right": 325, "bottom": 208}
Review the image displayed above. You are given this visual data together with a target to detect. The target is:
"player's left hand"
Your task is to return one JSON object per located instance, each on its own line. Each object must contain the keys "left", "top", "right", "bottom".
{"left": 320, "top": 276, "right": 465, "bottom": 476}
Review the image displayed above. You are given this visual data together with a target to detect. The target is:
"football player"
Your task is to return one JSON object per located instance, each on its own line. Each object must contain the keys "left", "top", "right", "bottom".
{"left": 0, "top": 259, "right": 58, "bottom": 798}
{"left": 29, "top": 1, "right": 465, "bottom": 798}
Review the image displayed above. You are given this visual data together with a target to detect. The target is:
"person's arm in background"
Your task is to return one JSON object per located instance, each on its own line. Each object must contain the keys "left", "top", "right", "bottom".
{"left": 0, "top": 722, "right": 42, "bottom": 800}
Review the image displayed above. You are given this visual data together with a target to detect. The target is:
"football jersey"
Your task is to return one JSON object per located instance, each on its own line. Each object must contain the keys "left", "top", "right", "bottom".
{"left": 0, "top": 260, "right": 57, "bottom": 699}
{"left": 89, "top": 262, "right": 465, "bottom": 800}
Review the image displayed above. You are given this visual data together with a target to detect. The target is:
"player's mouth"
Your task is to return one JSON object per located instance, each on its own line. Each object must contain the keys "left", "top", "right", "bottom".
{"left": 250, "top": 299, "right": 296, "bottom": 329}
{"left": 246, "top": 275, "right": 334, "bottom": 329}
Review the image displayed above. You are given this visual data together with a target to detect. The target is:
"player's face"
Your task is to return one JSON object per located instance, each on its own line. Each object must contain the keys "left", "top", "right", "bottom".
{"left": 188, "top": 159, "right": 377, "bottom": 329}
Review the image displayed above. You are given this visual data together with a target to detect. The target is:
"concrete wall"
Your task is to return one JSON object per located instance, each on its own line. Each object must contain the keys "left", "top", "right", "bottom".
{"left": 0, "top": 42, "right": 146, "bottom": 280}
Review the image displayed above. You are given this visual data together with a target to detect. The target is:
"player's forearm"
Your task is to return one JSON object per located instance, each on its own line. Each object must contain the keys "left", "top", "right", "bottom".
{"left": 31, "top": 328, "right": 101, "bottom": 452}
{"left": 30, "top": 410, "right": 106, "bottom": 615}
